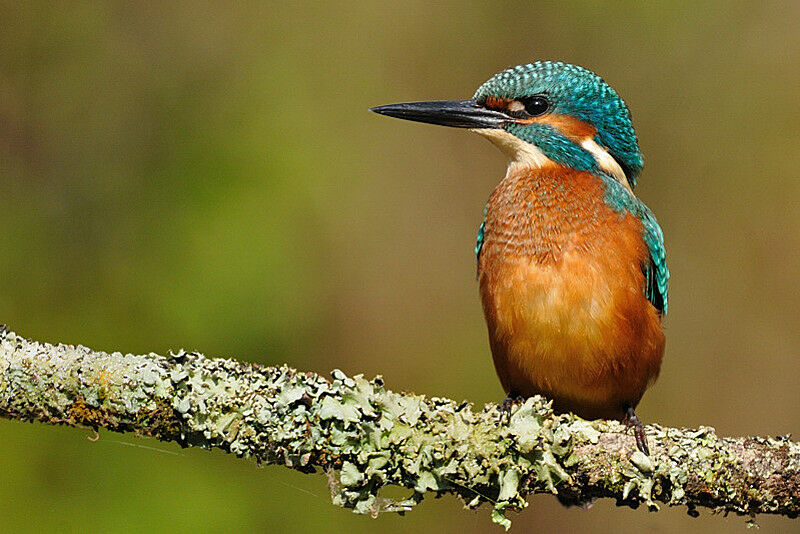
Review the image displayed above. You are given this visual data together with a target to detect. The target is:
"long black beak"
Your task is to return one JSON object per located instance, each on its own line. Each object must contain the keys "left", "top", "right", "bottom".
{"left": 370, "top": 99, "right": 508, "bottom": 129}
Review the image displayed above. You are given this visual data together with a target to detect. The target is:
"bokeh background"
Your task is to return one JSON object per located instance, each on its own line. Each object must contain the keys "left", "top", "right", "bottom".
{"left": 1, "top": 1, "right": 799, "bottom": 532}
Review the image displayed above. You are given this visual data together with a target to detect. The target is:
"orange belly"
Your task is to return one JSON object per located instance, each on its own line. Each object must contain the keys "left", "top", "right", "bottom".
{"left": 478, "top": 166, "right": 665, "bottom": 420}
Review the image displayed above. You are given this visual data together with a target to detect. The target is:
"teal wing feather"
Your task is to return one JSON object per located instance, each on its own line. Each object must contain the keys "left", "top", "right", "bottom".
{"left": 640, "top": 207, "right": 669, "bottom": 314}
{"left": 601, "top": 177, "right": 669, "bottom": 314}
{"left": 475, "top": 220, "right": 486, "bottom": 258}
{"left": 475, "top": 204, "right": 488, "bottom": 279}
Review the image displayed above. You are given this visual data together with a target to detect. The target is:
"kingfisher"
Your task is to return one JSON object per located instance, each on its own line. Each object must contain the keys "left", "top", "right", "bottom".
{"left": 371, "top": 61, "right": 668, "bottom": 454}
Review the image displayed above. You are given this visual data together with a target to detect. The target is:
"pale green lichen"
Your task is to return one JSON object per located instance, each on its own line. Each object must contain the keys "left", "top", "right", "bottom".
{"left": 0, "top": 326, "right": 799, "bottom": 529}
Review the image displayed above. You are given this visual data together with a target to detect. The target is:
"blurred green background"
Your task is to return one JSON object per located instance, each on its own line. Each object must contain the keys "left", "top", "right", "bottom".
{"left": 1, "top": 1, "right": 799, "bottom": 532}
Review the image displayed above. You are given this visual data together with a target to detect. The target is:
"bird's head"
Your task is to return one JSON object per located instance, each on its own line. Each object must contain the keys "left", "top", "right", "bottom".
{"left": 371, "top": 61, "right": 643, "bottom": 188}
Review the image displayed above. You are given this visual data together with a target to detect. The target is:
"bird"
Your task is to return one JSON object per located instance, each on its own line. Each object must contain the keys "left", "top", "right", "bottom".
{"left": 370, "top": 61, "right": 668, "bottom": 455}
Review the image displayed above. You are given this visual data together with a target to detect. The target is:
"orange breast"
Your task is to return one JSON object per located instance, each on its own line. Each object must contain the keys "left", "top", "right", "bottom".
{"left": 478, "top": 165, "right": 664, "bottom": 420}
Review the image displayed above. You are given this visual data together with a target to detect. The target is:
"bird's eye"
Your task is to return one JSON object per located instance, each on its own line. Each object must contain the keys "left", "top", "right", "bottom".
{"left": 519, "top": 95, "right": 549, "bottom": 117}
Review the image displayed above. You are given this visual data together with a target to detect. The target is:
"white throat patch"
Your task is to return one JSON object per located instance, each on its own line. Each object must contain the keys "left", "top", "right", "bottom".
{"left": 471, "top": 128, "right": 554, "bottom": 171}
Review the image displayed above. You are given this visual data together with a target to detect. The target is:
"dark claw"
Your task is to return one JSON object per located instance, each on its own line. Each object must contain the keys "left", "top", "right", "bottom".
{"left": 499, "top": 391, "right": 523, "bottom": 421}
{"left": 623, "top": 405, "right": 650, "bottom": 455}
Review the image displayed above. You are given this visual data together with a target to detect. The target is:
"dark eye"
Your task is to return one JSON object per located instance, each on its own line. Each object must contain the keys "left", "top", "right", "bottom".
{"left": 519, "top": 95, "right": 549, "bottom": 117}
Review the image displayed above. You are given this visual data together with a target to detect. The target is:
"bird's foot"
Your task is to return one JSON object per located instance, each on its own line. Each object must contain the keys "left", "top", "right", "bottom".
{"left": 623, "top": 405, "right": 650, "bottom": 456}
{"left": 499, "top": 391, "right": 524, "bottom": 421}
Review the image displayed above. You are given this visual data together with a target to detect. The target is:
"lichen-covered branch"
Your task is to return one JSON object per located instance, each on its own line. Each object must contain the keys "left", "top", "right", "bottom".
{"left": 0, "top": 326, "right": 797, "bottom": 528}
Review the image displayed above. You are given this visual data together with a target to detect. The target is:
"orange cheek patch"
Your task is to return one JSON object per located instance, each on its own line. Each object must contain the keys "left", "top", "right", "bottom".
{"left": 516, "top": 113, "right": 597, "bottom": 140}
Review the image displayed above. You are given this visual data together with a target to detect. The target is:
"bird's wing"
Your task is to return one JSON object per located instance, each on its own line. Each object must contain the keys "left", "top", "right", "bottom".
{"left": 601, "top": 176, "right": 669, "bottom": 315}
{"left": 639, "top": 206, "right": 669, "bottom": 315}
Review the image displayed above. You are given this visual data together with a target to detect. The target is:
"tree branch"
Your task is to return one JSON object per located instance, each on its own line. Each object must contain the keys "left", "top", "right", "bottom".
{"left": 0, "top": 326, "right": 797, "bottom": 528}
